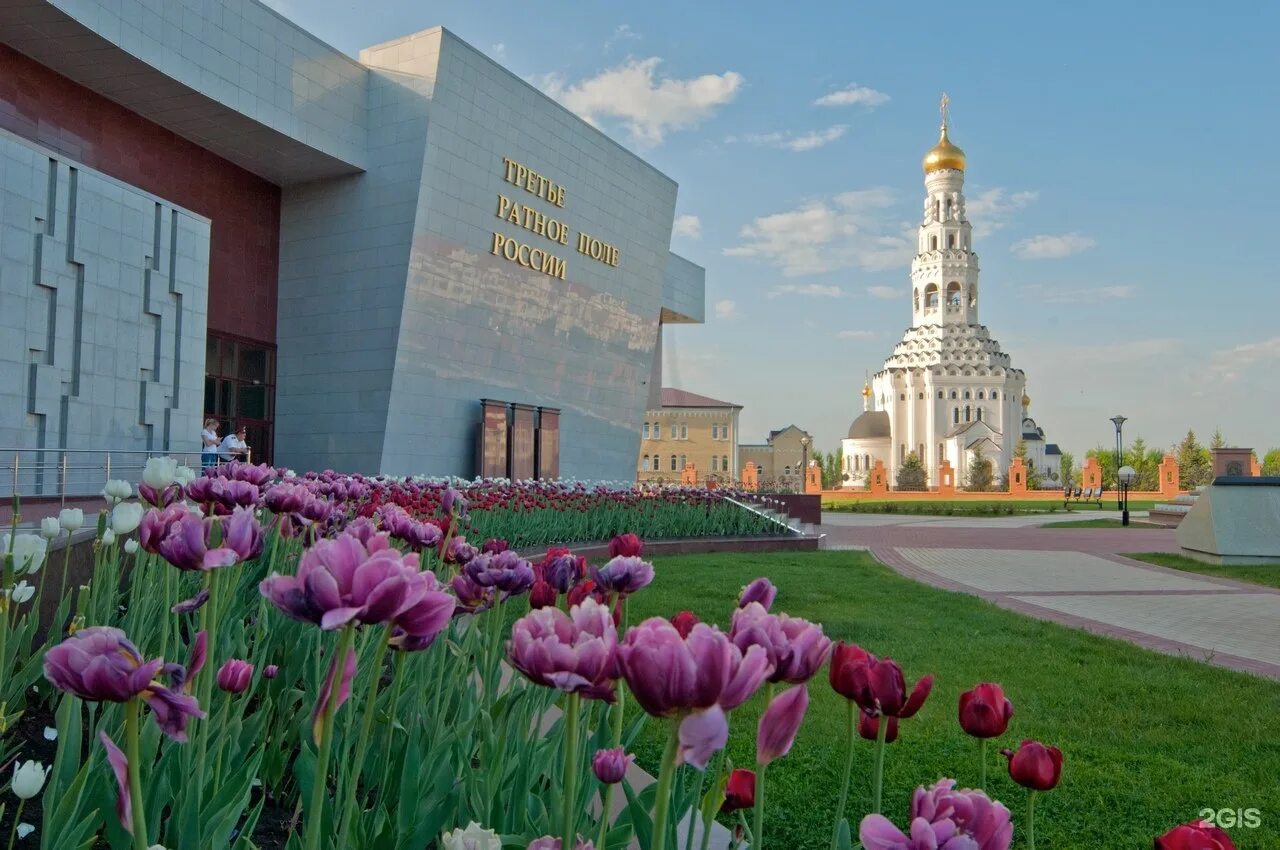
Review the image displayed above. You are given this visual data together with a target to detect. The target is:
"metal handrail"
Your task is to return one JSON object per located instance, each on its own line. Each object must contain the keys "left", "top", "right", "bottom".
{"left": 722, "top": 494, "right": 811, "bottom": 537}
{"left": 1, "top": 447, "right": 248, "bottom": 503}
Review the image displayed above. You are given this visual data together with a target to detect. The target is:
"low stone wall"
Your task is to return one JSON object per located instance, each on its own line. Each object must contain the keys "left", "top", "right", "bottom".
{"left": 821, "top": 488, "right": 1169, "bottom": 503}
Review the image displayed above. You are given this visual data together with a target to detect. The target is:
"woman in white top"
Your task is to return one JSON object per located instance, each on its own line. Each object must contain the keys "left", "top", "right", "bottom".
{"left": 201, "top": 418, "right": 220, "bottom": 469}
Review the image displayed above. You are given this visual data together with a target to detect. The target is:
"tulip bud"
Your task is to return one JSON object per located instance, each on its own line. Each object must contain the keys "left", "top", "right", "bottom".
{"left": 720, "top": 768, "right": 756, "bottom": 812}
{"left": 58, "top": 508, "right": 85, "bottom": 532}
{"left": 216, "top": 658, "right": 254, "bottom": 694}
{"left": 101, "top": 529, "right": 117, "bottom": 547}
{"left": 591, "top": 747, "right": 633, "bottom": 784}
{"left": 958, "top": 682, "right": 1014, "bottom": 739}
{"left": 607, "top": 532, "right": 643, "bottom": 559}
{"left": 1001, "top": 739, "right": 1063, "bottom": 791}
{"left": 670, "top": 610, "right": 699, "bottom": 638}
{"left": 11, "top": 760, "right": 48, "bottom": 799}
{"left": 124, "top": 539, "right": 139, "bottom": 555}
{"left": 262, "top": 664, "right": 279, "bottom": 680}
{"left": 39, "top": 517, "right": 61, "bottom": 540}
{"left": 756, "top": 685, "right": 809, "bottom": 765}
{"left": 142, "top": 456, "right": 179, "bottom": 489}
{"left": 102, "top": 479, "right": 133, "bottom": 503}
{"left": 110, "top": 502, "right": 145, "bottom": 536}
{"left": 738, "top": 577, "right": 776, "bottom": 610}
{"left": 529, "top": 580, "right": 557, "bottom": 609}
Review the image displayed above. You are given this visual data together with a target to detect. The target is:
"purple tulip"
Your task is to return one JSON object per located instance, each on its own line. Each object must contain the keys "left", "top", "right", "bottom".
{"left": 481, "top": 538, "right": 509, "bottom": 554}
{"left": 450, "top": 573, "right": 495, "bottom": 614}
{"left": 738, "top": 577, "right": 777, "bottom": 610}
{"left": 730, "top": 602, "right": 832, "bottom": 684}
{"left": 542, "top": 552, "right": 583, "bottom": 593}
{"left": 138, "top": 505, "right": 192, "bottom": 554}
{"left": 154, "top": 511, "right": 241, "bottom": 571}
{"left": 757, "top": 685, "right": 809, "bottom": 765}
{"left": 615, "top": 619, "right": 774, "bottom": 717}
{"left": 214, "top": 479, "right": 260, "bottom": 510}
{"left": 508, "top": 597, "right": 617, "bottom": 702}
{"left": 220, "top": 460, "right": 276, "bottom": 487}
{"left": 465, "top": 550, "right": 536, "bottom": 594}
{"left": 440, "top": 486, "right": 467, "bottom": 516}
{"left": 860, "top": 778, "right": 1012, "bottom": 850}
{"left": 679, "top": 705, "right": 729, "bottom": 769}
{"left": 263, "top": 664, "right": 279, "bottom": 679}
{"left": 171, "top": 588, "right": 210, "bottom": 614}
{"left": 591, "top": 556, "right": 655, "bottom": 596}
{"left": 259, "top": 532, "right": 428, "bottom": 629}
{"left": 100, "top": 732, "right": 132, "bottom": 833}
{"left": 389, "top": 580, "right": 456, "bottom": 651}
{"left": 216, "top": 658, "right": 254, "bottom": 693}
{"left": 591, "top": 747, "right": 634, "bottom": 784}
{"left": 44, "top": 627, "right": 204, "bottom": 740}
{"left": 527, "top": 838, "right": 595, "bottom": 850}
{"left": 223, "top": 507, "right": 265, "bottom": 562}
{"left": 183, "top": 631, "right": 207, "bottom": 694}
{"left": 264, "top": 482, "right": 310, "bottom": 514}
{"left": 442, "top": 535, "right": 478, "bottom": 566}
{"left": 312, "top": 645, "right": 357, "bottom": 744}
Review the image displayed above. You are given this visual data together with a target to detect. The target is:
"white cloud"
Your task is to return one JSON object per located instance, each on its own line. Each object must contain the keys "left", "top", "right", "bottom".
{"left": 490, "top": 43, "right": 507, "bottom": 61}
{"left": 724, "top": 188, "right": 911, "bottom": 276}
{"left": 1022, "top": 284, "right": 1135, "bottom": 304}
{"left": 604, "top": 24, "right": 640, "bottom": 51}
{"left": 672, "top": 214, "right": 702, "bottom": 239}
{"left": 964, "top": 188, "right": 1038, "bottom": 237}
{"left": 1011, "top": 233, "right": 1096, "bottom": 259}
{"left": 837, "top": 329, "right": 877, "bottom": 339}
{"left": 769, "top": 284, "right": 844, "bottom": 298}
{"left": 1208, "top": 336, "right": 1280, "bottom": 382}
{"left": 714, "top": 299, "right": 737, "bottom": 319}
{"left": 733, "top": 125, "right": 847, "bottom": 152}
{"left": 539, "top": 57, "right": 743, "bottom": 146}
{"left": 814, "top": 84, "right": 890, "bottom": 108}
{"left": 866, "top": 285, "right": 900, "bottom": 300}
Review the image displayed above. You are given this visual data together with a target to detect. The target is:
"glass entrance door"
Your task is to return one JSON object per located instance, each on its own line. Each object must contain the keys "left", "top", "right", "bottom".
{"left": 204, "top": 334, "right": 276, "bottom": 465}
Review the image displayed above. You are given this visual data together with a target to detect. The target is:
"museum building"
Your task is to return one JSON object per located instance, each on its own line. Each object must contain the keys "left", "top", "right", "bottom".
{"left": 0, "top": 1, "right": 704, "bottom": 481}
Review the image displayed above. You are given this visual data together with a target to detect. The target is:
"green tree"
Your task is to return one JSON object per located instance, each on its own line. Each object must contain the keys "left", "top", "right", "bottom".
{"left": 965, "top": 447, "right": 994, "bottom": 492}
{"left": 1059, "top": 450, "right": 1076, "bottom": 487}
{"left": 1122, "top": 437, "right": 1164, "bottom": 491}
{"left": 896, "top": 451, "right": 928, "bottom": 491}
{"left": 1263, "top": 448, "right": 1280, "bottom": 477}
{"left": 1211, "top": 428, "right": 1227, "bottom": 449}
{"left": 1013, "top": 438, "right": 1043, "bottom": 489}
{"left": 1176, "top": 430, "right": 1213, "bottom": 489}
{"left": 822, "top": 447, "right": 845, "bottom": 488}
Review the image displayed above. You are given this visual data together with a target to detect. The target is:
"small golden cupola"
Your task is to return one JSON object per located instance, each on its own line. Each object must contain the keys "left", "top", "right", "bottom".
{"left": 922, "top": 93, "right": 966, "bottom": 174}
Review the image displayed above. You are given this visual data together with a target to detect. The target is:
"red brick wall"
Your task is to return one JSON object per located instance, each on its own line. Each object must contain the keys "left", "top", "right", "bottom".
{"left": 0, "top": 44, "right": 281, "bottom": 344}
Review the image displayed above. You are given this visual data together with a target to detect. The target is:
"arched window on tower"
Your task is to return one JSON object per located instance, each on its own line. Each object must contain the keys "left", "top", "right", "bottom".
{"left": 977, "top": 408, "right": 984, "bottom": 421}
{"left": 643, "top": 455, "right": 650, "bottom": 471}
{"left": 953, "top": 408, "right": 960, "bottom": 424}
{"left": 965, "top": 405, "right": 972, "bottom": 422}
{"left": 950, "top": 390, "right": 958, "bottom": 400}
{"left": 929, "top": 236, "right": 937, "bottom": 251}
{"left": 854, "top": 455, "right": 860, "bottom": 472}
{"left": 945, "top": 197, "right": 952, "bottom": 220}
{"left": 947, "top": 282, "right": 962, "bottom": 306}
{"left": 924, "top": 284, "right": 940, "bottom": 310}
{"left": 937, "top": 390, "right": 944, "bottom": 399}
{"left": 977, "top": 390, "right": 985, "bottom": 400}
{"left": 947, "top": 233, "right": 956, "bottom": 249}
{"left": 964, "top": 390, "right": 971, "bottom": 400}
{"left": 864, "top": 454, "right": 870, "bottom": 470}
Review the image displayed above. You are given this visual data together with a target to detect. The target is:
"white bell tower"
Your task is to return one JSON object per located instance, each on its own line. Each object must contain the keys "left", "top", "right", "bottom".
{"left": 911, "top": 94, "right": 980, "bottom": 327}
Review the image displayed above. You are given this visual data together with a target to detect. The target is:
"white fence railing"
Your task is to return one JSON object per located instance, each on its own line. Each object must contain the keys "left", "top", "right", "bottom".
{"left": 1, "top": 447, "right": 209, "bottom": 503}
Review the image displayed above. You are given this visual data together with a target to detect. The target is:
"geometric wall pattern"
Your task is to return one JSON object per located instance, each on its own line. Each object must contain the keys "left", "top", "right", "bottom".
{"left": 0, "top": 128, "right": 210, "bottom": 457}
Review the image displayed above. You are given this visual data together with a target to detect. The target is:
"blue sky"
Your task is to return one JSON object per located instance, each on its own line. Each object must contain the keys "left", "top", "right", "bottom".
{"left": 265, "top": 0, "right": 1280, "bottom": 459}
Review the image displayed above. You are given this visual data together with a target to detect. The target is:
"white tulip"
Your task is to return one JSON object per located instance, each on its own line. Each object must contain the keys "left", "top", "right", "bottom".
{"left": 110, "top": 502, "right": 144, "bottom": 536}
{"left": 58, "top": 508, "right": 84, "bottom": 532}
{"left": 42, "top": 727, "right": 57, "bottom": 741}
{"left": 39, "top": 517, "right": 61, "bottom": 540}
{"left": 11, "top": 760, "right": 48, "bottom": 799}
{"left": 142, "top": 456, "right": 179, "bottom": 489}
{"left": 102, "top": 479, "right": 133, "bottom": 503}
{"left": 439, "top": 823, "right": 501, "bottom": 850}
{"left": 2, "top": 534, "right": 48, "bottom": 575}
{"left": 16, "top": 824, "right": 34, "bottom": 839}
{"left": 124, "top": 539, "right": 139, "bottom": 555}
{"left": 174, "top": 465, "right": 197, "bottom": 487}
{"left": 5, "top": 581, "right": 34, "bottom": 604}
{"left": 101, "top": 529, "right": 116, "bottom": 547}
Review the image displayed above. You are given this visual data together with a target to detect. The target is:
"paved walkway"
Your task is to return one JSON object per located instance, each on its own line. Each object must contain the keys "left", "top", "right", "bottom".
{"left": 821, "top": 512, "right": 1280, "bottom": 679}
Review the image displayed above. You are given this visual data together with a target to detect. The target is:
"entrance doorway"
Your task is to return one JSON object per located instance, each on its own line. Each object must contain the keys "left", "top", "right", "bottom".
{"left": 204, "top": 334, "right": 276, "bottom": 465}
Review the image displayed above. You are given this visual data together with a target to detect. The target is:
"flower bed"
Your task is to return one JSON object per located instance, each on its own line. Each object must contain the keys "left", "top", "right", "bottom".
{"left": 0, "top": 461, "right": 1231, "bottom": 850}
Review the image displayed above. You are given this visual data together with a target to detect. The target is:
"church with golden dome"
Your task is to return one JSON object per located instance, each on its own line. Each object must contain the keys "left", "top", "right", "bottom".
{"left": 841, "top": 97, "right": 1060, "bottom": 489}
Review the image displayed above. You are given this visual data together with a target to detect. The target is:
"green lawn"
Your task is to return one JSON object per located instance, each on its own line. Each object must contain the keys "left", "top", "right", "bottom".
{"left": 1040, "top": 518, "right": 1164, "bottom": 529}
{"left": 628, "top": 551, "right": 1280, "bottom": 849}
{"left": 1127, "top": 551, "right": 1280, "bottom": 590}
{"left": 822, "top": 499, "right": 1159, "bottom": 517}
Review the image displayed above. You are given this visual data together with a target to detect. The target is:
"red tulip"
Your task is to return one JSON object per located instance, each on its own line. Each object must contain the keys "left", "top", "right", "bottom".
{"left": 1001, "top": 739, "right": 1063, "bottom": 791}
{"left": 608, "top": 532, "right": 644, "bottom": 558}
{"left": 670, "top": 610, "right": 699, "bottom": 638}
{"left": 1155, "top": 821, "right": 1237, "bottom": 850}
{"left": 828, "top": 642, "right": 931, "bottom": 718}
{"left": 958, "top": 682, "right": 1014, "bottom": 739}
{"left": 720, "top": 768, "right": 756, "bottom": 812}
{"left": 858, "top": 711, "right": 898, "bottom": 743}
{"left": 530, "top": 580, "right": 557, "bottom": 609}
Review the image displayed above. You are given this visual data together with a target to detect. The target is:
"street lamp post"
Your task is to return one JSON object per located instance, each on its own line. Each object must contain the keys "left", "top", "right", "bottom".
{"left": 1110, "top": 415, "right": 1127, "bottom": 510}
{"left": 800, "top": 435, "right": 811, "bottom": 490}
{"left": 1117, "top": 465, "right": 1136, "bottom": 526}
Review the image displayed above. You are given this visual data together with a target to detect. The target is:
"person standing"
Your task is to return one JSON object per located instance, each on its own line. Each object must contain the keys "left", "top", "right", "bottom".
{"left": 201, "top": 418, "right": 220, "bottom": 470}
{"left": 219, "top": 425, "right": 250, "bottom": 463}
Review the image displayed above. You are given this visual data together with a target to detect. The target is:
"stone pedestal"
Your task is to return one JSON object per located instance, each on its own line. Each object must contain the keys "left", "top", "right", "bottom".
{"left": 681, "top": 463, "right": 697, "bottom": 486}
{"left": 1008, "top": 457, "right": 1027, "bottom": 494}
{"left": 1212, "top": 448, "right": 1255, "bottom": 479}
{"left": 868, "top": 460, "right": 888, "bottom": 496}
{"left": 1080, "top": 456, "right": 1102, "bottom": 491}
{"left": 1158, "top": 453, "right": 1180, "bottom": 497}
{"left": 937, "top": 459, "right": 956, "bottom": 497}
{"left": 804, "top": 461, "right": 822, "bottom": 494}
{"left": 741, "top": 462, "right": 758, "bottom": 492}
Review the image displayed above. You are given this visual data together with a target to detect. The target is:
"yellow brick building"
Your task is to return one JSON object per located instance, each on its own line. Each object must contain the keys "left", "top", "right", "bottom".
{"left": 739, "top": 425, "right": 814, "bottom": 490}
{"left": 637, "top": 389, "right": 741, "bottom": 484}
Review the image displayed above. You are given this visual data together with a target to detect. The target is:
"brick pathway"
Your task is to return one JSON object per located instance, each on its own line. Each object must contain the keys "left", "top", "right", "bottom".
{"left": 821, "top": 513, "right": 1280, "bottom": 679}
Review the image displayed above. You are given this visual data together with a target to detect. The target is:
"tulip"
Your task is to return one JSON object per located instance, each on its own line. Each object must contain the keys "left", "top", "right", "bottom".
{"left": 102, "top": 529, "right": 117, "bottom": 546}
{"left": 99, "top": 731, "right": 134, "bottom": 834}
{"left": 4, "top": 580, "right": 35, "bottom": 606}
{"left": 860, "top": 778, "right": 1013, "bottom": 850}
{"left": 124, "top": 539, "right": 139, "bottom": 555}
{"left": 450, "top": 573, "right": 495, "bottom": 614}
{"left": 10, "top": 760, "right": 48, "bottom": 799}
{"left": 263, "top": 664, "right": 279, "bottom": 679}
{"left": 439, "top": 486, "right": 467, "bottom": 517}
{"left": 311, "top": 644, "right": 357, "bottom": 744}
{"left": 174, "top": 465, "right": 198, "bottom": 487}
{"left": 959, "top": 682, "right": 1014, "bottom": 790}
{"left": 1155, "top": 821, "right": 1237, "bottom": 850}
{"left": 137, "top": 505, "right": 189, "bottom": 554}
{"left": 222, "top": 507, "right": 265, "bottom": 562}
{"left": 526, "top": 838, "right": 595, "bottom": 850}
{"left": 39, "top": 517, "right": 61, "bottom": 540}
{"left": 507, "top": 598, "right": 617, "bottom": 702}
{"left": 757, "top": 685, "right": 807, "bottom": 766}
{"left": 43, "top": 627, "right": 204, "bottom": 740}
{"left": 566, "top": 579, "right": 600, "bottom": 607}
{"left": 1001, "top": 740, "right": 1062, "bottom": 850}
{"left": 607, "top": 532, "right": 644, "bottom": 558}
{"left": 529, "top": 580, "right": 557, "bottom": 609}
{"left": 591, "top": 747, "right": 633, "bottom": 784}
{"left": 139, "top": 457, "right": 181, "bottom": 506}
{"left": 171, "top": 589, "right": 210, "bottom": 615}
{"left": 591, "top": 555, "right": 655, "bottom": 596}
{"left": 102, "top": 479, "right": 133, "bottom": 504}
{"left": 465, "top": 550, "right": 536, "bottom": 594}
{"left": 859, "top": 712, "right": 898, "bottom": 743}
{"left": 110, "top": 502, "right": 144, "bottom": 536}
{"left": 542, "top": 551, "right": 583, "bottom": 592}
{"left": 439, "top": 823, "right": 500, "bottom": 849}
{"left": 216, "top": 658, "right": 254, "bottom": 694}
{"left": 2, "top": 533, "right": 47, "bottom": 575}
{"left": 481, "top": 538, "right": 509, "bottom": 554}
{"left": 730, "top": 602, "right": 832, "bottom": 684}
{"left": 739, "top": 577, "right": 777, "bottom": 609}
{"left": 155, "top": 512, "right": 240, "bottom": 571}
{"left": 388, "top": 581, "right": 456, "bottom": 651}
{"left": 260, "top": 532, "right": 428, "bottom": 629}
{"left": 670, "top": 610, "right": 698, "bottom": 638}
{"left": 721, "top": 768, "right": 756, "bottom": 813}
{"left": 58, "top": 507, "right": 84, "bottom": 532}
{"left": 678, "top": 705, "right": 728, "bottom": 769}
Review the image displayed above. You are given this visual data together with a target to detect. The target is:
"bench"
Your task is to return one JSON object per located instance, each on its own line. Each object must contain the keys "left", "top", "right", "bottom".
{"left": 1063, "top": 485, "right": 1104, "bottom": 508}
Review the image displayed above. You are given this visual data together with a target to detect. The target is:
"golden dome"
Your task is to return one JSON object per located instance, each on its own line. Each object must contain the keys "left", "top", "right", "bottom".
{"left": 1022, "top": 393, "right": 1031, "bottom": 408}
{"left": 923, "top": 126, "right": 966, "bottom": 174}
{"left": 861, "top": 382, "right": 873, "bottom": 397}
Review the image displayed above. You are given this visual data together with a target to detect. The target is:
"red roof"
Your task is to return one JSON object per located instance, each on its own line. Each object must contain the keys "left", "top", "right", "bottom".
{"left": 660, "top": 388, "right": 742, "bottom": 409}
